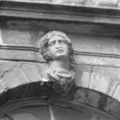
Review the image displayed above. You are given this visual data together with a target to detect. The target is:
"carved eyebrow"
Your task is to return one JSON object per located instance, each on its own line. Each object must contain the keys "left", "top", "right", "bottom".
{"left": 48, "top": 39, "right": 66, "bottom": 46}
{"left": 48, "top": 41, "right": 55, "bottom": 46}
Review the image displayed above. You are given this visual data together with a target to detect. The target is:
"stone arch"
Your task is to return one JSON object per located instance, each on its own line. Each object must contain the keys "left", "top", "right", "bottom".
{"left": 0, "top": 82, "right": 119, "bottom": 120}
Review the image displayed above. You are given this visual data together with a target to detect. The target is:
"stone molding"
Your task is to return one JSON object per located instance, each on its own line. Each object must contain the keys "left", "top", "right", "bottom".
{"left": 1, "top": 0, "right": 120, "bottom": 26}
{"left": 3, "top": 0, "right": 120, "bottom": 8}
{"left": 0, "top": 83, "right": 119, "bottom": 119}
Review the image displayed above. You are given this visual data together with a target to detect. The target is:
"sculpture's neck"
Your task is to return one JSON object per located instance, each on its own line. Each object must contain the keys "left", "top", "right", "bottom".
{"left": 49, "top": 59, "right": 70, "bottom": 71}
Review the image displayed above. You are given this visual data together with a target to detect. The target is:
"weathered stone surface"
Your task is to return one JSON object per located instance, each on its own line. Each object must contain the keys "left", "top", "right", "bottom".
{"left": 75, "top": 55, "right": 120, "bottom": 67}
{"left": 91, "top": 0, "right": 118, "bottom": 7}
{"left": 86, "top": 90, "right": 101, "bottom": 108}
{"left": 0, "top": 61, "right": 17, "bottom": 78}
{"left": 89, "top": 67, "right": 120, "bottom": 97}
{"left": 72, "top": 88, "right": 120, "bottom": 119}
{"left": 74, "top": 64, "right": 120, "bottom": 101}
{"left": 73, "top": 87, "right": 107, "bottom": 109}
{"left": 2, "top": 65, "right": 28, "bottom": 89}
{"left": 4, "top": 0, "right": 51, "bottom": 3}
{"left": 0, "top": 1, "right": 120, "bottom": 119}
{"left": 0, "top": 49, "right": 36, "bottom": 61}
{"left": 0, "top": 30, "right": 3, "bottom": 45}
{"left": 0, "top": 61, "right": 18, "bottom": 93}
{"left": 0, "top": 61, "right": 48, "bottom": 93}
{"left": 1, "top": 17, "right": 120, "bottom": 107}
{"left": 1, "top": 28, "right": 120, "bottom": 102}
{"left": 71, "top": 35, "right": 120, "bottom": 55}
{"left": 19, "top": 62, "right": 47, "bottom": 82}
{"left": 104, "top": 97, "right": 120, "bottom": 119}
{"left": 35, "top": 52, "right": 45, "bottom": 62}
{"left": 2, "top": 29, "right": 32, "bottom": 46}
{"left": 2, "top": 29, "right": 44, "bottom": 47}
{"left": 75, "top": 64, "right": 92, "bottom": 88}
{"left": 0, "top": 61, "right": 31, "bottom": 90}
{"left": 71, "top": 34, "right": 120, "bottom": 67}
{"left": 61, "top": 0, "right": 86, "bottom": 5}
{"left": 2, "top": 27, "right": 120, "bottom": 63}
{"left": 112, "top": 85, "right": 120, "bottom": 101}
{"left": 5, "top": 0, "right": 119, "bottom": 8}
{"left": 72, "top": 88, "right": 88, "bottom": 104}
{"left": 2, "top": 48, "right": 120, "bottom": 68}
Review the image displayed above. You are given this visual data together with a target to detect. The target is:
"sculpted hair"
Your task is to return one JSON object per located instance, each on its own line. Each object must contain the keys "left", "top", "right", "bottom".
{"left": 39, "top": 30, "right": 74, "bottom": 63}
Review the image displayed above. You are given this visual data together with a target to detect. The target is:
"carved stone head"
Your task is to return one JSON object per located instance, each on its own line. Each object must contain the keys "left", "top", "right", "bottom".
{"left": 39, "top": 30, "right": 74, "bottom": 63}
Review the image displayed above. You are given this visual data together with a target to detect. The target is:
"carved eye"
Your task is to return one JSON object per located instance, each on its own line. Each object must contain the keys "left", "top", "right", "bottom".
{"left": 58, "top": 40, "right": 66, "bottom": 44}
{"left": 48, "top": 41, "right": 56, "bottom": 47}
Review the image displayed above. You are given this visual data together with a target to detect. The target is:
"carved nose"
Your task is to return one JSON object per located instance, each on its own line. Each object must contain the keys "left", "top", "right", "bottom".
{"left": 56, "top": 42, "right": 61, "bottom": 48}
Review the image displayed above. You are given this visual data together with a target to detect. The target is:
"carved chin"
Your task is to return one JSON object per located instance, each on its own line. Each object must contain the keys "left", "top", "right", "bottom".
{"left": 55, "top": 53, "right": 69, "bottom": 58}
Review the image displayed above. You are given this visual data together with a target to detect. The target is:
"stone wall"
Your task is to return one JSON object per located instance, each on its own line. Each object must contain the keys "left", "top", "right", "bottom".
{"left": 0, "top": 28, "right": 120, "bottom": 102}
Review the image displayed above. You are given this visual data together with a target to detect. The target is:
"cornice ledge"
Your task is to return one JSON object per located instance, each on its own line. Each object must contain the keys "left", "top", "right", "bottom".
{"left": 1, "top": 0, "right": 120, "bottom": 25}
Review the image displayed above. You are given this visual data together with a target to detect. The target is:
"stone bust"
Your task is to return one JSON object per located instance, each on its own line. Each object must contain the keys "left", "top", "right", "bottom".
{"left": 39, "top": 30, "right": 75, "bottom": 91}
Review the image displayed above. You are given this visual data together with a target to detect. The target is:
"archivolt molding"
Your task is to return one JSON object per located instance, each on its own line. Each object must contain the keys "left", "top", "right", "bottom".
{"left": 0, "top": 82, "right": 119, "bottom": 119}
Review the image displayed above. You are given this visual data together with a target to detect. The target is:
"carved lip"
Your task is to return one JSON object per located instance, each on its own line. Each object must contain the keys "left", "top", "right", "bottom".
{"left": 56, "top": 49, "right": 64, "bottom": 53}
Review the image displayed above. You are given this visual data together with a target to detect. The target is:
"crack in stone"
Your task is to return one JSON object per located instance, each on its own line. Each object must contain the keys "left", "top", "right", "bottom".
{"left": 0, "top": 64, "right": 17, "bottom": 80}
{"left": 88, "top": 65, "right": 94, "bottom": 88}
{"left": 17, "top": 62, "right": 31, "bottom": 83}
